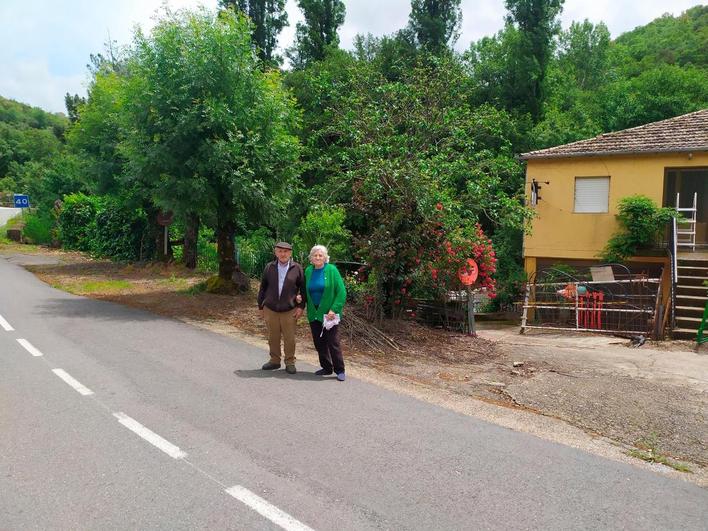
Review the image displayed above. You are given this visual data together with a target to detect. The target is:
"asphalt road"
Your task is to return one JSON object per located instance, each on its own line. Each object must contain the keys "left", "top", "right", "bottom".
{"left": 1, "top": 256, "right": 707, "bottom": 530}
{"left": 0, "top": 207, "right": 22, "bottom": 226}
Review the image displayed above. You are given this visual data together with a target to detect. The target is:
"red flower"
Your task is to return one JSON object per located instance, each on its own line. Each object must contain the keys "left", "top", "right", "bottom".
{"left": 435, "top": 202, "right": 443, "bottom": 211}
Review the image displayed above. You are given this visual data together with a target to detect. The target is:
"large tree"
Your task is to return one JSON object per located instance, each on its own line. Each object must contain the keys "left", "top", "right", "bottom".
{"left": 294, "top": 55, "right": 529, "bottom": 312}
{"left": 286, "top": 0, "right": 346, "bottom": 68}
{"left": 219, "top": 0, "right": 288, "bottom": 65}
{"left": 407, "top": 0, "right": 462, "bottom": 53}
{"left": 504, "top": 0, "right": 565, "bottom": 120}
{"left": 121, "top": 8, "right": 301, "bottom": 286}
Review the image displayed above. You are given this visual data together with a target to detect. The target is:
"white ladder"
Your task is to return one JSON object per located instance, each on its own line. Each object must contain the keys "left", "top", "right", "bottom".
{"left": 675, "top": 192, "right": 697, "bottom": 251}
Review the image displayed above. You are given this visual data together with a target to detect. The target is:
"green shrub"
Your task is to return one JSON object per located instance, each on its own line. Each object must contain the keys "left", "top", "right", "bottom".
{"left": 197, "top": 237, "right": 219, "bottom": 273}
{"left": 58, "top": 193, "right": 153, "bottom": 261}
{"left": 23, "top": 211, "right": 53, "bottom": 244}
{"left": 58, "top": 193, "right": 102, "bottom": 251}
{"left": 236, "top": 228, "right": 275, "bottom": 278}
{"left": 601, "top": 195, "right": 677, "bottom": 263}
{"left": 293, "top": 206, "right": 352, "bottom": 263}
{"left": 92, "top": 200, "right": 151, "bottom": 261}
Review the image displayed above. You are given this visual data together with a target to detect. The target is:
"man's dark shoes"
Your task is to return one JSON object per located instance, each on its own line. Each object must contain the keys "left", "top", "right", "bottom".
{"left": 315, "top": 369, "right": 333, "bottom": 376}
{"left": 262, "top": 361, "right": 281, "bottom": 370}
{"left": 285, "top": 365, "right": 297, "bottom": 374}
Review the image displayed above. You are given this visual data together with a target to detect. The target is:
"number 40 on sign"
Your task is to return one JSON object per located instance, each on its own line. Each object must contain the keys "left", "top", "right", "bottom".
{"left": 13, "top": 194, "right": 30, "bottom": 208}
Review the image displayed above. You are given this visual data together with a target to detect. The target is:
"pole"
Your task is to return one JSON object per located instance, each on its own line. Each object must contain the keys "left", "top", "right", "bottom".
{"left": 467, "top": 287, "right": 476, "bottom": 336}
{"left": 164, "top": 225, "right": 168, "bottom": 257}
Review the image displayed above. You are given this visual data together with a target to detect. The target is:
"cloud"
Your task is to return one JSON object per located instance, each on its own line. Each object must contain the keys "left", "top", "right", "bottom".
{"left": 0, "top": 60, "right": 86, "bottom": 114}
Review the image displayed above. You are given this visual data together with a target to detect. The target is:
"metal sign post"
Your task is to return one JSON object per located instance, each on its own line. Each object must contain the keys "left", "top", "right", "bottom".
{"left": 156, "top": 211, "right": 174, "bottom": 259}
{"left": 458, "top": 258, "right": 480, "bottom": 337}
{"left": 466, "top": 287, "right": 476, "bottom": 336}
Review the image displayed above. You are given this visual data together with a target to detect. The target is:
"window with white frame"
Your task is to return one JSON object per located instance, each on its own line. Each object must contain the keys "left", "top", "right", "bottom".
{"left": 574, "top": 177, "right": 610, "bottom": 213}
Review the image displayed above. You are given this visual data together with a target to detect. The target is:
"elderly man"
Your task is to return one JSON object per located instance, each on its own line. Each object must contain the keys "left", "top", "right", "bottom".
{"left": 257, "top": 242, "right": 306, "bottom": 374}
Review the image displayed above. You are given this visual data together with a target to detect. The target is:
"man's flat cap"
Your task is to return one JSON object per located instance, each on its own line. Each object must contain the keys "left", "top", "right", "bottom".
{"left": 274, "top": 241, "right": 293, "bottom": 250}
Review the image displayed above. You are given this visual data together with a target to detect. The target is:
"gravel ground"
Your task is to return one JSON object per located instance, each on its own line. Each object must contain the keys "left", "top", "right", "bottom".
{"left": 506, "top": 371, "right": 707, "bottom": 466}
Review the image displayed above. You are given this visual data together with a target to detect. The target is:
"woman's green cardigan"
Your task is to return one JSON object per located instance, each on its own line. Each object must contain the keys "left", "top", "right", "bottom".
{"left": 304, "top": 263, "right": 347, "bottom": 322}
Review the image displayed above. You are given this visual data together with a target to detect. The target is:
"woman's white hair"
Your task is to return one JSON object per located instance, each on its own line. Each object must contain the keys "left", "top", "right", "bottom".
{"left": 309, "top": 244, "right": 330, "bottom": 263}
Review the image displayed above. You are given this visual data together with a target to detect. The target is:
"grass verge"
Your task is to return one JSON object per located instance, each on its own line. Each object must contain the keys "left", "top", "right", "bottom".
{"left": 52, "top": 279, "right": 134, "bottom": 295}
{"left": 627, "top": 434, "right": 693, "bottom": 473}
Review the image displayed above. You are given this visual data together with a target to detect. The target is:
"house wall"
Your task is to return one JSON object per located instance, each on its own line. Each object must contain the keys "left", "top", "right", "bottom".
{"left": 523, "top": 151, "right": 708, "bottom": 277}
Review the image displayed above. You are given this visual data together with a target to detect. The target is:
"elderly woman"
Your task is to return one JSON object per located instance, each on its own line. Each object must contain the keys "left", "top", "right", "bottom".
{"left": 304, "top": 244, "right": 347, "bottom": 381}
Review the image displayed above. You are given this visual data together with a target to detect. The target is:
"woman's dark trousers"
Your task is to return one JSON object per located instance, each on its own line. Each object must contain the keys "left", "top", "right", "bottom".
{"left": 309, "top": 320, "right": 345, "bottom": 374}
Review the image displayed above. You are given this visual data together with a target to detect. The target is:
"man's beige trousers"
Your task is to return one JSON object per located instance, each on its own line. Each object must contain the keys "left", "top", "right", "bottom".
{"left": 263, "top": 307, "right": 297, "bottom": 365}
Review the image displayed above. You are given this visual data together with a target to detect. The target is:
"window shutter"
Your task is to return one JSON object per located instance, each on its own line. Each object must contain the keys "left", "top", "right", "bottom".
{"left": 574, "top": 177, "right": 609, "bottom": 213}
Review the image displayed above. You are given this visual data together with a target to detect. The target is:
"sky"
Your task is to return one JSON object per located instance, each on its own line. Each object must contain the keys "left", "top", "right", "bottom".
{"left": 0, "top": 0, "right": 702, "bottom": 114}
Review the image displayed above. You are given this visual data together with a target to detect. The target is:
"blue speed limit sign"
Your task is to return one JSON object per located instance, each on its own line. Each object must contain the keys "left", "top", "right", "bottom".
{"left": 13, "top": 194, "right": 30, "bottom": 208}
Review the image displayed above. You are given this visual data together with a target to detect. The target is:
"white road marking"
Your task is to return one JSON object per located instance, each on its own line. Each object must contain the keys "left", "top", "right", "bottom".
{"left": 0, "top": 314, "right": 14, "bottom": 331}
{"left": 52, "top": 369, "right": 94, "bottom": 396}
{"left": 17, "top": 338, "right": 43, "bottom": 356}
{"left": 113, "top": 412, "right": 187, "bottom": 460}
{"left": 225, "top": 485, "right": 315, "bottom": 531}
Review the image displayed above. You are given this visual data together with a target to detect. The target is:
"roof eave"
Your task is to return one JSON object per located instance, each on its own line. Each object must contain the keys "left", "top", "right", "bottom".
{"left": 520, "top": 146, "right": 708, "bottom": 161}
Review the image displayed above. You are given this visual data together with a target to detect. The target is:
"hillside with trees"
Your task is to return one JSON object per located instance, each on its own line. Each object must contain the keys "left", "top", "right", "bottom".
{"left": 2, "top": 2, "right": 706, "bottom": 311}
{"left": 0, "top": 96, "right": 71, "bottom": 205}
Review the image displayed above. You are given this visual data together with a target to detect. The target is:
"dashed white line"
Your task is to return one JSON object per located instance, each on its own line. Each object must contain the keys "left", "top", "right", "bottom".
{"left": 52, "top": 369, "right": 94, "bottom": 396}
{"left": 225, "top": 485, "right": 315, "bottom": 531}
{"left": 113, "top": 412, "right": 187, "bottom": 460}
{"left": 0, "top": 314, "right": 14, "bottom": 331}
{"left": 17, "top": 338, "right": 43, "bottom": 356}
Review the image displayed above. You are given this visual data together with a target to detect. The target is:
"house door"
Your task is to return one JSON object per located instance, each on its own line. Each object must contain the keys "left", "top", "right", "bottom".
{"left": 664, "top": 168, "right": 708, "bottom": 248}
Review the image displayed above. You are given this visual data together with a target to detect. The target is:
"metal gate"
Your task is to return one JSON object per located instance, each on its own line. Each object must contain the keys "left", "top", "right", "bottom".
{"left": 521, "top": 264, "right": 661, "bottom": 336}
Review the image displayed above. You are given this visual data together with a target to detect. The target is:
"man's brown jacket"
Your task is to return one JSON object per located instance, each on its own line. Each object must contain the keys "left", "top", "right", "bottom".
{"left": 257, "top": 260, "right": 307, "bottom": 312}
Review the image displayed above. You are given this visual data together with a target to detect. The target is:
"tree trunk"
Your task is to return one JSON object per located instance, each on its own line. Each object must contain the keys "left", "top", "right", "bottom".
{"left": 216, "top": 218, "right": 236, "bottom": 281}
{"left": 183, "top": 212, "right": 199, "bottom": 269}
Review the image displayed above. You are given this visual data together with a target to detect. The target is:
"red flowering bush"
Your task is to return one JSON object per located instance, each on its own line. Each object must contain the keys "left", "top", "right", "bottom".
{"left": 425, "top": 223, "right": 497, "bottom": 298}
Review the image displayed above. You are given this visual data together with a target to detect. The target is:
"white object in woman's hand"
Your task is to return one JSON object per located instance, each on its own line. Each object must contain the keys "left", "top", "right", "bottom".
{"left": 325, "top": 311, "right": 336, "bottom": 321}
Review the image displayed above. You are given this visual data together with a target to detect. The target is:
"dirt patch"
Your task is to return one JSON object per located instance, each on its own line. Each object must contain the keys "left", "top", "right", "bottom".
{"left": 7, "top": 244, "right": 707, "bottom": 482}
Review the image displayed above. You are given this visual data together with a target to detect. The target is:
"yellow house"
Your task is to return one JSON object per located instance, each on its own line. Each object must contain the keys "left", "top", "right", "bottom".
{"left": 520, "top": 109, "right": 707, "bottom": 339}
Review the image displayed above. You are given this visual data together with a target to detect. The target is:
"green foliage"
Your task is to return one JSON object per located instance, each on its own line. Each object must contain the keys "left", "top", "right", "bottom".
{"left": 219, "top": 0, "right": 289, "bottom": 66}
{"left": 293, "top": 206, "right": 352, "bottom": 263}
{"left": 490, "top": 225, "right": 526, "bottom": 309}
{"left": 0, "top": 96, "right": 66, "bottom": 133}
{"left": 601, "top": 195, "right": 677, "bottom": 263}
{"left": 503, "top": 0, "right": 565, "bottom": 120}
{"left": 0, "top": 96, "right": 69, "bottom": 203}
{"left": 236, "top": 228, "right": 276, "bottom": 277}
{"left": 57, "top": 193, "right": 152, "bottom": 261}
{"left": 293, "top": 53, "right": 529, "bottom": 314}
{"left": 66, "top": 70, "right": 126, "bottom": 195}
{"left": 92, "top": 199, "right": 152, "bottom": 261}
{"left": 58, "top": 193, "right": 102, "bottom": 251}
{"left": 64, "top": 93, "right": 85, "bottom": 124}
{"left": 22, "top": 211, "right": 53, "bottom": 245}
{"left": 557, "top": 20, "right": 610, "bottom": 90}
{"left": 287, "top": 0, "right": 346, "bottom": 68}
{"left": 597, "top": 64, "right": 708, "bottom": 131}
{"left": 408, "top": 0, "right": 462, "bottom": 53}
{"left": 613, "top": 6, "right": 708, "bottom": 72}
{"left": 121, "top": 7, "right": 301, "bottom": 280}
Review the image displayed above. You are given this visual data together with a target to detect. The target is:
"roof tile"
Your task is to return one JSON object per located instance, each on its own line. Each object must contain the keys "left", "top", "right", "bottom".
{"left": 521, "top": 109, "right": 708, "bottom": 159}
